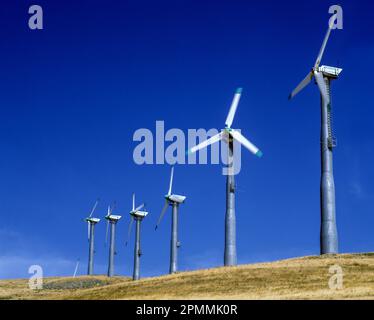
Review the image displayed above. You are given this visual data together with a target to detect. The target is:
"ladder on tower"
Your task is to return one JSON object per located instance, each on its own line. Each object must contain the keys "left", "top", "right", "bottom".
{"left": 326, "top": 78, "right": 337, "bottom": 150}
{"left": 327, "top": 103, "right": 337, "bottom": 149}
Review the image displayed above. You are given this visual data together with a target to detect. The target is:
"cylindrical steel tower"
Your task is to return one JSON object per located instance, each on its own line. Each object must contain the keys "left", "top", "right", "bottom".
{"left": 320, "top": 76, "right": 338, "bottom": 254}
{"left": 133, "top": 218, "right": 142, "bottom": 280}
{"left": 87, "top": 222, "right": 96, "bottom": 275}
{"left": 169, "top": 202, "right": 179, "bottom": 273}
{"left": 107, "top": 221, "right": 116, "bottom": 277}
{"left": 224, "top": 138, "right": 237, "bottom": 266}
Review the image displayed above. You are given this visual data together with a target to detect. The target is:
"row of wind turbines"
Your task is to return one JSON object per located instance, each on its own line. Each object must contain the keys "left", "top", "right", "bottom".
{"left": 84, "top": 15, "right": 341, "bottom": 280}
{"left": 85, "top": 166, "right": 185, "bottom": 280}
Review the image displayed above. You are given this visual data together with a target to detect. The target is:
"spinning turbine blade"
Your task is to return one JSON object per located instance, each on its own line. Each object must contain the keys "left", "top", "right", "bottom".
{"left": 87, "top": 222, "right": 90, "bottom": 241}
{"left": 155, "top": 200, "right": 169, "bottom": 230}
{"left": 125, "top": 217, "right": 134, "bottom": 246}
{"left": 134, "top": 203, "right": 145, "bottom": 212}
{"left": 290, "top": 15, "right": 337, "bottom": 100}
{"left": 314, "top": 14, "right": 337, "bottom": 69}
{"left": 89, "top": 199, "right": 99, "bottom": 218}
{"left": 225, "top": 88, "right": 242, "bottom": 128}
{"left": 132, "top": 193, "right": 135, "bottom": 211}
{"left": 314, "top": 71, "right": 329, "bottom": 104}
{"left": 288, "top": 72, "right": 314, "bottom": 100}
{"left": 168, "top": 167, "right": 174, "bottom": 196}
{"left": 188, "top": 132, "right": 223, "bottom": 154}
{"left": 230, "top": 130, "right": 263, "bottom": 157}
{"left": 110, "top": 202, "right": 116, "bottom": 214}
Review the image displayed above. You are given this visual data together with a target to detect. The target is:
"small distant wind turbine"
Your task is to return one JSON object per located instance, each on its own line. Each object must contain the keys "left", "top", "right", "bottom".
{"left": 73, "top": 259, "right": 80, "bottom": 278}
{"left": 105, "top": 203, "right": 122, "bottom": 277}
{"left": 155, "top": 166, "right": 186, "bottom": 274}
{"left": 288, "top": 15, "right": 341, "bottom": 254}
{"left": 85, "top": 199, "right": 100, "bottom": 275}
{"left": 125, "top": 193, "right": 149, "bottom": 281}
{"left": 187, "top": 88, "right": 263, "bottom": 266}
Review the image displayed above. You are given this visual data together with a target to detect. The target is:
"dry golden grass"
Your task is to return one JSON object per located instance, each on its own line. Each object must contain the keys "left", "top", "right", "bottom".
{"left": 1, "top": 253, "right": 374, "bottom": 300}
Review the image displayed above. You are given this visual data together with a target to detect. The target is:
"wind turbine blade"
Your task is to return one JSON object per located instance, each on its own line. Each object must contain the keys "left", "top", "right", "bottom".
{"left": 89, "top": 199, "right": 99, "bottom": 218}
{"left": 87, "top": 222, "right": 90, "bottom": 241}
{"left": 134, "top": 203, "right": 145, "bottom": 212}
{"left": 111, "top": 202, "right": 116, "bottom": 214}
{"left": 314, "top": 71, "right": 329, "bottom": 104}
{"left": 155, "top": 200, "right": 169, "bottom": 230}
{"left": 168, "top": 167, "right": 174, "bottom": 196}
{"left": 314, "top": 14, "right": 337, "bottom": 69}
{"left": 230, "top": 130, "right": 263, "bottom": 157}
{"left": 188, "top": 132, "right": 223, "bottom": 154}
{"left": 132, "top": 193, "right": 135, "bottom": 211}
{"left": 125, "top": 217, "right": 134, "bottom": 246}
{"left": 288, "top": 72, "right": 314, "bottom": 100}
{"left": 225, "top": 88, "right": 242, "bottom": 128}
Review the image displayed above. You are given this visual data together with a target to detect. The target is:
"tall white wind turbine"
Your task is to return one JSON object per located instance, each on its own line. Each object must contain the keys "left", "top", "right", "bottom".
{"left": 188, "top": 88, "right": 263, "bottom": 266}
{"left": 155, "top": 166, "right": 186, "bottom": 274}
{"left": 289, "top": 15, "right": 341, "bottom": 254}
{"left": 85, "top": 199, "right": 100, "bottom": 275}
{"left": 126, "top": 193, "right": 148, "bottom": 280}
{"left": 105, "top": 203, "right": 122, "bottom": 276}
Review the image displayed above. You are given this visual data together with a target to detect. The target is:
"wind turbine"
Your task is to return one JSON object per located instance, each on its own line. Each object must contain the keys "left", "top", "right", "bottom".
{"left": 288, "top": 15, "right": 341, "bottom": 254}
{"left": 155, "top": 166, "right": 186, "bottom": 274}
{"left": 187, "top": 88, "right": 263, "bottom": 266}
{"left": 125, "top": 193, "right": 149, "bottom": 281}
{"left": 105, "top": 203, "right": 122, "bottom": 277}
{"left": 73, "top": 259, "right": 80, "bottom": 278}
{"left": 85, "top": 199, "right": 100, "bottom": 275}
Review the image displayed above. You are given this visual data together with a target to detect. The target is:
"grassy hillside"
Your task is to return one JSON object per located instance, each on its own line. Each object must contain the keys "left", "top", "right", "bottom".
{"left": 1, "top": 253, "right": 374, "bottom": 300}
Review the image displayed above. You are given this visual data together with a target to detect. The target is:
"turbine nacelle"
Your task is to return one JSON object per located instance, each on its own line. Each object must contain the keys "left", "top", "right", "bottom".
{"left": 86, "top": 217, "right": 100, "bottom": 223}
{"left": 105, "top": 214, "right": 122, "bottom": 222}
{"left": 166, "top": 194, "right": 186, "bottom": 204}
{"left": 317, "top": 65, "right": 343, "bottom": 78}
{"left": 130, "top": 210, "right": 149, "bottom": 218}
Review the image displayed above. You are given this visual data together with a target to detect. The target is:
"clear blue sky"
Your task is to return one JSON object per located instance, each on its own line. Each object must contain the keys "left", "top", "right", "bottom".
{"left": 1, "top": 0, "right": 373, "bottom": 279}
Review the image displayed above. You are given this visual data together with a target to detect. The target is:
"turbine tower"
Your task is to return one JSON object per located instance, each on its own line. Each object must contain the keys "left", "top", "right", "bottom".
{"left": 288, "top": 15, "right": 341, "bottom": 254}
{"left": 155, "top": 167, "right": 186, "bottom": 274}
{"left": 188, "top": 88, "right": 263, "bottom": 266}
{"left": 105, "top": 203, "right": 122, "bottom": 277}
{"left": 125, "top": 193, "right": 149, "bottom": 281}
{"left": 85, "top": 199, "right": 100, "bottom": 275}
